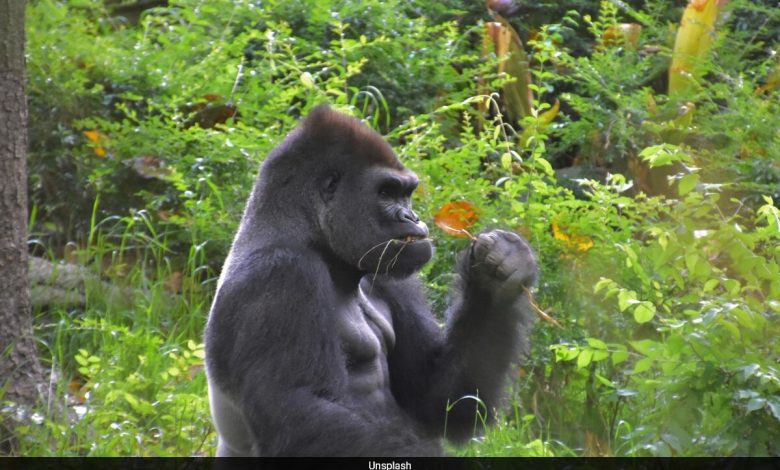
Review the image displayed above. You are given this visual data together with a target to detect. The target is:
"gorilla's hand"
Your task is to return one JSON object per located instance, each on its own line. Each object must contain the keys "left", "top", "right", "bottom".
{"left": 468, "top": 229, "right": 538, "bottom": 302}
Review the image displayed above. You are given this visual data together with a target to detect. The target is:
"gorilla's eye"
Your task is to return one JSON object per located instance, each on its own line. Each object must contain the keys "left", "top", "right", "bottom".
{"left": 378, "top": 180, "right": 402, "bottom": 198}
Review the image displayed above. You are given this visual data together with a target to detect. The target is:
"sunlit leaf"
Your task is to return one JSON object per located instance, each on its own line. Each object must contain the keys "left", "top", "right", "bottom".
{"left": 300, "top": 71, "right": 315, "bottom": 88}
{"left": 768, "top": 399, "right": 780, "bottom": 421}
{"left": 83, "top": 130, "right": 108, "bottom": 157}
{"left": 577, "top": 349, "right": 593, "bottom": 369}
{"left": 83, "top": 130, "right": 101, "bottom": 142}
{"left": 630, "top": 339, "right": 659, "bottom": 356}
{"left": 433, "top": 201, "right": 479, "bottom": 238}
{"left": 612, "top": 350, "right": 629, "bottom": 365}
{"left": 586, "top": 338, "right": 607, "bottom": 349}
{"left": 551, "top": 220, "right": 593, "bottom": 253}
{"left": 756, "top": 60, "right": 780, "bottom": 95}
{"left": 746, "top": 397, "right": 766, "bottom": 412}
{"left": 602, "top": 23, "right": 642, "bottom": 48}
{"left": 678, "top": 173, "right": 699, "bottom": 195}
{"left": 633, "top": 357, "right": 654, "bottom": 374}
{"left": 633, "top": 302, "right": 656, "bottom": 323}
{"left": 617, "top": 289, "right": 637, "bottom": 312}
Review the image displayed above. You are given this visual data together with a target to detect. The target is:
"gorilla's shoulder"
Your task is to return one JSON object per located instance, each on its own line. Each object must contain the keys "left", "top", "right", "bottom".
{"left": 218, "top": 246, "right": 328, "bottom": 303}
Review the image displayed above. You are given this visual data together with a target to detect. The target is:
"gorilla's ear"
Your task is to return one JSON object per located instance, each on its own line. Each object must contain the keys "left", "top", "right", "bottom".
{"left": 318, "top": 171, "right": 341, "bottom": 202}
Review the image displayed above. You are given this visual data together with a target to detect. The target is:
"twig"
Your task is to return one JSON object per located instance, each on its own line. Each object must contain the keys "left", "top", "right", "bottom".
{"left": 524, "top": 286, "right": 563, "bottom": 328}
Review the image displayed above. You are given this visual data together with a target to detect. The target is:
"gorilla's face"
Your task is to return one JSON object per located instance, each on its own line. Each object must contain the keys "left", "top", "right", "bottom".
{"left": 318, "top": 165, "right": 433, "bottom": 278}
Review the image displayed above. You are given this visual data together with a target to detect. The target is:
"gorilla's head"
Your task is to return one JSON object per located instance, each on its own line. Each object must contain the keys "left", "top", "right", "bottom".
{"left": 255, "top": 105, "right": 433, "bottom": 279}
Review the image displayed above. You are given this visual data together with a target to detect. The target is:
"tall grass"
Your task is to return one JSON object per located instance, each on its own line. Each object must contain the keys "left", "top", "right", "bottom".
{"left": 12, "top": 199, "right": 215, "bottom": 456}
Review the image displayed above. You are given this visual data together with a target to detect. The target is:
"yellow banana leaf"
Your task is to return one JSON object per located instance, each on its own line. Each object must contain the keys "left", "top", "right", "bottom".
{"left": 482, "top": 16, "right": 533, "bottom": 123}
{"left": 668, "top": 0, "right": 718, "bottom": 96}
{"left": 519, "top": 99, "right": 560, "bottom": 148}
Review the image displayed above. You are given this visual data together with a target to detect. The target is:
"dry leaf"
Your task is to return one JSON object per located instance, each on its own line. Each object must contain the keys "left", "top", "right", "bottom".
{"left": 164, "top": 271, "right": 183, "bottom": 294}
{"left": 434, "top": 201, "right": 480, "bottom": 238}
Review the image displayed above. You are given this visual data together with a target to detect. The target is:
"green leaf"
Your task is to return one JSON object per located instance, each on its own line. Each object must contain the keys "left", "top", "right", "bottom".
{"left": 586, "top": 338, "right": 607, "bottom": 349}
{"left": 535, "top": 157, "right": 555, "bottom": 177}
{"left": 702, "top": 278, "right": 719, "bottom": 293}
{"left": 666, "top": 334, "right": 685, "bottom": 355}
{"left": 592, "top": 350, "right": 610, "bottom": 362}
{"left": 678, "top": 173, "right": 699, "bottom": 195}
{"left": 746, "top": 397, "right": 766, "bottom": 412}
{"left": 594, "top": 277, "right": 615, "bottom": 294}
{"left": 300, "top": 72, "right": 315, "bottom": 88}
{"left": 612, "top": 350, "right": 629, "bottom": 365}
{"left": 500, "top": 152, "right": 512, "bottom": 171}
{"left": 618, "top": 289, "right": 637, "bottom": 312}
{"left": 75, "top": 354, "right": 89, "bottom": 367}
{"left": 633, "top": 302, "right": 656, "bottom": 323}
{"left": 633, "top": 357, "right": 654, "bottom": 373}
{"left": 630, "top": 339, "right": 658, "bottom": 356}
{"left": 685, "top": 253, "right": 699, "bottom": 275}
{"left": 595, "top": 373, "right": 614, "bottom": 387}
{"left": 124, "top": 392, "right": 138, "bottom": 407}
{"left": 577, "top": 349, "right": 594, "bottom": 369}
{"left": 768, "top": 399, "right": 780, "bottom": 421}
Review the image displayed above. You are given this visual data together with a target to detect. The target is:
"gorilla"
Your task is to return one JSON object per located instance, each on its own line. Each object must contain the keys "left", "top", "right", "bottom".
{"left": 204, "top": 105, "right": 538, "bottom": 456}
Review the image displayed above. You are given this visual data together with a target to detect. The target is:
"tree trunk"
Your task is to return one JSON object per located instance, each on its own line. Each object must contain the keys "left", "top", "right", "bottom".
{"left": 0, "top": 0, "right": 45, "bottom": 442}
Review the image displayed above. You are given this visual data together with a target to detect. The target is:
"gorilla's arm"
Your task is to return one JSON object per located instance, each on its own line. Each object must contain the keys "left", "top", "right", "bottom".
{"left": 377, "top": 231, "right": 537, "bottom": 442}
{"left": 206, "top": 249, "right": 436, "bottom": 456}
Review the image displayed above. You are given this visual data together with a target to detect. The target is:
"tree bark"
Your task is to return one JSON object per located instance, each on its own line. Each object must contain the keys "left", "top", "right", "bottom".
{"left": 0, "top": 0, "right": 44, "bottom": 432}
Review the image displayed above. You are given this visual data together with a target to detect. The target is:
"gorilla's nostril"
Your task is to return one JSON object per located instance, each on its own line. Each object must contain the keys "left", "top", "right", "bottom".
{"left": 402, "top": 210, "right": 419, "bottom": 224}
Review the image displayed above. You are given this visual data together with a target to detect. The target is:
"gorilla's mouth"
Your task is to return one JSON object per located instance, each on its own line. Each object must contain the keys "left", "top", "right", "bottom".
{"left": 396, "top": 235, "right": 427, "bottom": 243}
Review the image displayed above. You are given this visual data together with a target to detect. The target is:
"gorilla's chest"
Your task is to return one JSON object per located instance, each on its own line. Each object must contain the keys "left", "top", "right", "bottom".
{"left": 335, "top": 289, "right": 396, "bottom": 402}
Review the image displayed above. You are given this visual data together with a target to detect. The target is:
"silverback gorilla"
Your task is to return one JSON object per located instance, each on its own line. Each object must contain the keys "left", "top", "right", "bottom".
{"left": 204, "top": 105, "right": 538, "bottom": 456}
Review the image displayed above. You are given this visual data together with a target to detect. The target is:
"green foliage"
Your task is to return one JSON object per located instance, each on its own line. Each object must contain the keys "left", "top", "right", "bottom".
{"left": 16, "top": 0, "right": 780, "bottom": 457}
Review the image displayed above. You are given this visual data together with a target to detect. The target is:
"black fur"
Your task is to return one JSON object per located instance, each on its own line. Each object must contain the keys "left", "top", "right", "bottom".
{"left": 204, "top": 105, "right": 538, "bottom": 456}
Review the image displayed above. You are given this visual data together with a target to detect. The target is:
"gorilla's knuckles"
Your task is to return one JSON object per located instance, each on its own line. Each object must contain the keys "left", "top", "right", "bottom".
{"left": 468, "top": 229, "right": 539, "bottom": 296}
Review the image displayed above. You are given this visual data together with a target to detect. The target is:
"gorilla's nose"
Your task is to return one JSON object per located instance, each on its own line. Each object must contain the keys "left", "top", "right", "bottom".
{"left": 402, "top": 210, "right": 420, "bottom": 224}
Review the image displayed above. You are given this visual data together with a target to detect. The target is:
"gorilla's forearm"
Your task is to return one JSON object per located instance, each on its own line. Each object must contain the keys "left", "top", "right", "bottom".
{"left": 438, "top": 291, "right": 531, "bottom": 440}
{"left": 380, "top": 250, "right": 535, "bottom": 442}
